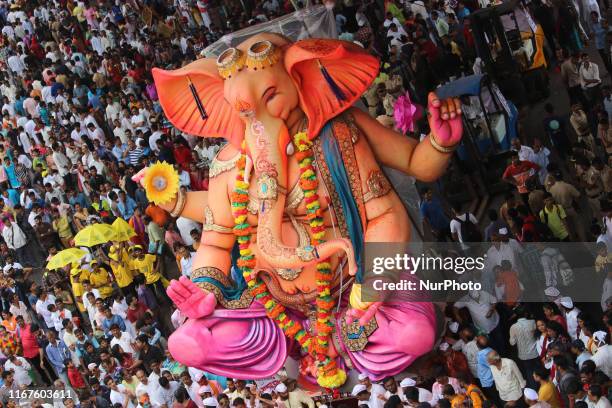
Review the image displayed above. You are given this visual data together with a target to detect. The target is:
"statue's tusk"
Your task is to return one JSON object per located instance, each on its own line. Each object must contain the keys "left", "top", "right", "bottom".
{"left": 286, "top": 142, "right": 295, "bottom": 156}
{"left": 244, "top": 155, "right": 253, "bottom": 184}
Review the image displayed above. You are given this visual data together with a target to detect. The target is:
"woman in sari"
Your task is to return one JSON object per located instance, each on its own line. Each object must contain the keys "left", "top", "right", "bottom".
{"left": 3, "top": 157, "right": 19, "bottom": 189}
{"left": 129, "top": 206, "right": 146, "bottom": 246}
{"left": 543, "top": 302, "right": 568, "bottom": 331}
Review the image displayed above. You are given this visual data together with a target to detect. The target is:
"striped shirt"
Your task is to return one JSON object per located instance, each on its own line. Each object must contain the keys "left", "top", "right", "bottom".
{"left": 128, "top": 147, "right": 143, "bottom": 166}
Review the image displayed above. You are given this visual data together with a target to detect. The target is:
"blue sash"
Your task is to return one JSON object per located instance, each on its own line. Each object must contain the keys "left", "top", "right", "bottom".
{"left": 320, "top": 124, "right": 364, "bottom": 283}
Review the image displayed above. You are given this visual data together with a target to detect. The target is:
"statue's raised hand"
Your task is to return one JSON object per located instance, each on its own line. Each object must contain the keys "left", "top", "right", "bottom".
{"left": 427, "top": 92, "right": 463, "bottom": 147}
{"left": 167, "top": 276, "right": 217, "bottom": 319}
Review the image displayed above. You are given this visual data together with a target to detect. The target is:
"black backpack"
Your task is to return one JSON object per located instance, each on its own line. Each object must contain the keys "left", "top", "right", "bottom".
{"left": 531, "top": 218, "right": 557, "bottom": 242}
{"left": 455, "top": 214, "right": 483, "bottom": 242}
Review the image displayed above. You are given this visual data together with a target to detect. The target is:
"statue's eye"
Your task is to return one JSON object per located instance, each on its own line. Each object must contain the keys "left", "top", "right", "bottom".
{"left": 263, "top": 86, "right": 277, "bottom": 103}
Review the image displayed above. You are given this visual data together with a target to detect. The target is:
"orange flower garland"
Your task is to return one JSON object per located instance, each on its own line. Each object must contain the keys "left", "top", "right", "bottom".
{"left": 294, "top": 132, "right": 345, "bottom": 388}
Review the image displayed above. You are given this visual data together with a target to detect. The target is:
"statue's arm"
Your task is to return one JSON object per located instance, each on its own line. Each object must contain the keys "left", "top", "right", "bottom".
{"left": 350, "top": 103, "right": 458, "bottom": 183}
{"left": 167, "top": 168, "right": 237, "bottom": 319}
{"left": 157, "top": 191, "right": 208, "bottom": 223}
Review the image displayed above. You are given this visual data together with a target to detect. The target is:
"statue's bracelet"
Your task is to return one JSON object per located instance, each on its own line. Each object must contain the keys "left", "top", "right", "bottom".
{"left": 430, "top": 134, "right": 459, "bottom": 154}
{"left": 170, "top": 189, "right": 187, "bottom": 218}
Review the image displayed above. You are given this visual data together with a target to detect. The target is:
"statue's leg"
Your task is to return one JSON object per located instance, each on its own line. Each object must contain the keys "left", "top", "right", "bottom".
{"left": 338, "top": 205, "right": 437, "bottom": 380}
{"left": 168, "top": 302, "right": 289, "bottom": 379}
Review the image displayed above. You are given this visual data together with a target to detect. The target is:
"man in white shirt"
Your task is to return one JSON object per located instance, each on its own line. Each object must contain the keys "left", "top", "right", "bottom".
{"left": 449, "top": 204, "right": 478, "bottom": 249}
{"left": 35, "top": 290, "right": 57, "bottom": 330}
{"left": 511, "top": 138, "right": 537, "bottom": 163}
{"left": 110, "top": 325, "right": 135, "bottom": 354}
{"left": 105, "top": 377, "right": 135, "bottom": 408}
{"left": 383, "top": 12, "right": 401, "bottom": 28}
{"left": 1, "top": 24, "right": 14, "bottom": 40}
{"left": 136, "top": 368, "right": 162, "bottom": 406}
{"left": 1, "top": 218, "right": 31, "bottom": 266}
{"left": 18, "top": 129, "right": 33, "bottom": 153}
{"left": 113, "top": 120, "right": 129, "bottom": 145}
{"left": 24, "top": 116, "right": 37, "bottom": 139}
{"left": 386, "top": 23, "right": 408, "bottom": 43}
{"left": 71, "top": 123, "right": 87, "bottom": 145}
{"left": 130, "top": 108, "right": 148, "bottom": 134}
{"left": 149, "top": 124, "right": 164, "bottom": 153}
{"left": 352, "top": 384, "right": 372, "bottom": 407}
{"left": 176, "top": 217, "right": 200, "bottom": 246}
{"left": 358, "top": 374, "right": 386, "bottom": 408}
{"left": 487, "top": 350, "right": 526, "bottom": 404}
{"left": 4, "top": 353, "right": 32, "bottom": 387}
{"left": 559, "top": 297, "right": 581, "bottom": 339}
{"left": 531, "top": 139, "right": 550, "bottom": 185}
{"left": 453, "top": 327, "right": 479, "bottom": 378}
{"left": 383, "top": 377, "right": 406, "bottom": 402}
{"left": 105, "top": 97, "right": 121, "bottom": 123}
{"left": 181, "top": 371, "right": 204, "bottom": 408}
{"left": 590, "top": 343, "right": 612, "bottom": 378}
{"left": 400, "top": 377, "right": 433, "bottom": 404}
{"left": 509, "top": 307, "right": 539, "bottom": 387}
{"left": 87, "top": 123, "right": 106, "bottom": 143}
{"left": 7, "top": 52, "right": 25, "bottom": 76}
{"left": 454, "top": 290, "right": 500, "bottom": 335}
{"left": 580, "top": 53, "right": 602, "bottom": 105}
{"left": 157, "top": 377, "right": 180, "bottom": 407}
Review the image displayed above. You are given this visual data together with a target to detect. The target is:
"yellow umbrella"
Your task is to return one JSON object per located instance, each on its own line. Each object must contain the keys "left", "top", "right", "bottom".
{"left": 74, "top": 223, "right": 116, "bottom": 247}
{"left": 46, "top": 248, "right": 87, "bottom": 270}
{"left": 112, "top": 217, "right": 136, "bottom": 242}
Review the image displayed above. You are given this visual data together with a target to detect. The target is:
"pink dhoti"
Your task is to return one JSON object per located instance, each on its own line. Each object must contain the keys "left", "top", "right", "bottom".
{"left": 169, "top": 300, "right": 436, "bottom": 380}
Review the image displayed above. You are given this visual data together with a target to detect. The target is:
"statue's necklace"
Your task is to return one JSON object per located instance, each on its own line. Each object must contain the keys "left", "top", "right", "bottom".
{"left": 231, "top": 134, "right": 346, "bottom": 389}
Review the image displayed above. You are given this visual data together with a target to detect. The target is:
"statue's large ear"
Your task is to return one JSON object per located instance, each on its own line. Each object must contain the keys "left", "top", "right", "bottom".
{"left": 284, "top": 39, "right": 379, "bottom": 138}
{"left": 152, "top": 59, "right": 244, "bottom": 147}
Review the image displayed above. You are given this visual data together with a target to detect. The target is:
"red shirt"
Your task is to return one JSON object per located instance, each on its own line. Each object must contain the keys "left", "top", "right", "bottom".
{"left": 174, "top": 145, "right": 193, "bottom": 171}
{"left": 520, "top": 214, "right": 539, "bottom": 241}
{"left": 496, "top": 270, "right": 522, "bottom": 306}
{"left": 503, "top": 161, "right": 539, "bottom": 193}
{"left": 68, "top": 366, "right": 87, "bottom": 389}
{"left": 126, "top": 301, "right": 149, "bottom": 323}
{"left": 18, "top": 324, "right": 39, "bottom": 359}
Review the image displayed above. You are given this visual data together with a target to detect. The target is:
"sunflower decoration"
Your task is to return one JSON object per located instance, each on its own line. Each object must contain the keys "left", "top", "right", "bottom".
{"left": 142, "top": 161, "right": 180, "bottom": 205}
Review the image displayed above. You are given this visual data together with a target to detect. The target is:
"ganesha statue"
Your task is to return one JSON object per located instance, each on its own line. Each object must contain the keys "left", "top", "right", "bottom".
{"left": 141, "top": 33, "right": 462, "bottom": 387}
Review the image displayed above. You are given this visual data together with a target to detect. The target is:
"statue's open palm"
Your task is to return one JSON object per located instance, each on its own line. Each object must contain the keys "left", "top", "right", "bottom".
{"left": 167, "top": 276, "right": 217, "bottom": 319}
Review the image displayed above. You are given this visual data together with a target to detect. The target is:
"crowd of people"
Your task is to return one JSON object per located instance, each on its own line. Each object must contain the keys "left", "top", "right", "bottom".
{"left": 0, "top": 0, "right": 607, "bottom": 407}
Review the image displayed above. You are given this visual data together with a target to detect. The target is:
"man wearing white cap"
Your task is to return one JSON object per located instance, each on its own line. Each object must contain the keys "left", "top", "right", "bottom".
{"left": 352, "top": 384, "right": 372, "bottom": 406}
{"left": 544, "top": 287, "right": 560, "bottom": 299}
{"left": 399, "top": 377, "right": 433, "bottom": 404}
{"left": 524, "top": 388, "right": 551, "bottom": 408}
{"left": 558, "top": 297, "right": 581, "bottom": 340}
{"left": 358, "top": 373, "right": 385, "bottom": 408}
{"left": 204, "top": 396, "right": 219, "bottom": 408}
{"left": 483, "top": 228, "right": 524, "bottom": 293}
{"left": 274, "top": 382, "right": 314, "bottom": 408}
{"left": 590, "top": 331, "right": 612, "bottom": 378}
{"left": 199, "top": 385, "right": 218, "bottom": 406}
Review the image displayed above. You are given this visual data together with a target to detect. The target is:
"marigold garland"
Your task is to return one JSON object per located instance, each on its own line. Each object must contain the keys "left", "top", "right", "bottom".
{"left": 230, "top": 135, "right": 345, "bottom": 389}
{"left": 294, "top": 132, "right": 344, "bottom": 387}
